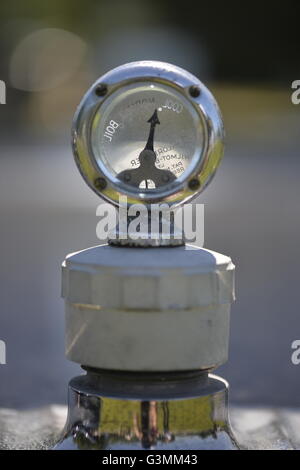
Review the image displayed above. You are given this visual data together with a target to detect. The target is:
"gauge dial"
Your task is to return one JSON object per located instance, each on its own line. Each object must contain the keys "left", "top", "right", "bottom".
{"left": 72, "top": 61, "right": 224, "bottom": 207}
{"left": 91, "top": 82, "right": 204, "bottom": 190}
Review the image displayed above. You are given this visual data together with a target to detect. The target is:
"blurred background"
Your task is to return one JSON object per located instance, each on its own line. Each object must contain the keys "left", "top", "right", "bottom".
{"left": 0, "top": 0, "right": 300, "bottom": 408}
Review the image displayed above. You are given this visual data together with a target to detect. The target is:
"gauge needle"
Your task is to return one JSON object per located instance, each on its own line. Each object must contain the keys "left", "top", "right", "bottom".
{"left": 117, "top": 109, "right": 176, "bottom": 188}
{"left": 144, "top": 109, "right": 160, "bottom": 152}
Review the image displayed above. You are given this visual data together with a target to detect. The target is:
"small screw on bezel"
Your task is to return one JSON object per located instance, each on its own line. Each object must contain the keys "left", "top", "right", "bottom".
{"left": 94, "top": 177, "right": 107, "bottom": 190}
{"left": 188, "top": 178, "right": 201, "bottom": 191}
{"left": 189, "top": 85, "right": 201, "bottom": 98}
{"left": 95, "top": 84, "right": 108, "bottom": 97}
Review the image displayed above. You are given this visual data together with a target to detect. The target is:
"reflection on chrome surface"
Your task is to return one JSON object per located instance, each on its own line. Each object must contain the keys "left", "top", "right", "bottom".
{"left": 55, "top": 370, "right": 238, "bottom": 450}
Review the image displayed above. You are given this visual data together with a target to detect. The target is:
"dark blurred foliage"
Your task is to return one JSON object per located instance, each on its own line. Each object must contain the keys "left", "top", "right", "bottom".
{"left": 169, "top": 1, "right": 300, "bottom": 83}
{"left": 0, "top": 0, "right": 299, "bottom": 136}
{"left": 0, "top": 0, "right": 299, "bottom": 83}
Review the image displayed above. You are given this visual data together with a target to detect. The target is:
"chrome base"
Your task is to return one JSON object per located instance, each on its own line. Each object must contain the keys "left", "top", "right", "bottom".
{"left": 54, "top": 369, "right": 239, "bottom": 450}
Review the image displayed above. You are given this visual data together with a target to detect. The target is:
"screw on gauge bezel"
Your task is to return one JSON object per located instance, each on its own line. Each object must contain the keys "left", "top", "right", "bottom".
{"left": 72, "top": 61, "right": 224, "bottom": 208}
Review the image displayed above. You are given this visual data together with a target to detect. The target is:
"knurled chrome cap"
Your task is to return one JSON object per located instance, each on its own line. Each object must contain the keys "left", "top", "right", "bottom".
{"left": 62, "top": 244, "right": 235, "bottom": 371}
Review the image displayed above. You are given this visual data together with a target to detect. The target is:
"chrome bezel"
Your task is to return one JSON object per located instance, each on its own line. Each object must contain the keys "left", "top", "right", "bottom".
{"left": 72, "top": 61, "right": 224, "bottom": 207}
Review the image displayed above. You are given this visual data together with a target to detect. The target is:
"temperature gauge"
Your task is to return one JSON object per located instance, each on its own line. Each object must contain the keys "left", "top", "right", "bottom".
{"left": 72, "top": 61, "right": 224, "bottom": 207}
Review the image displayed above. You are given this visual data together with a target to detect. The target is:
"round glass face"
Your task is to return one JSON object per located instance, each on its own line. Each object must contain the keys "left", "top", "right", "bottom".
{"left": 91, "top": 82, "right": 204, "bottom": 191}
